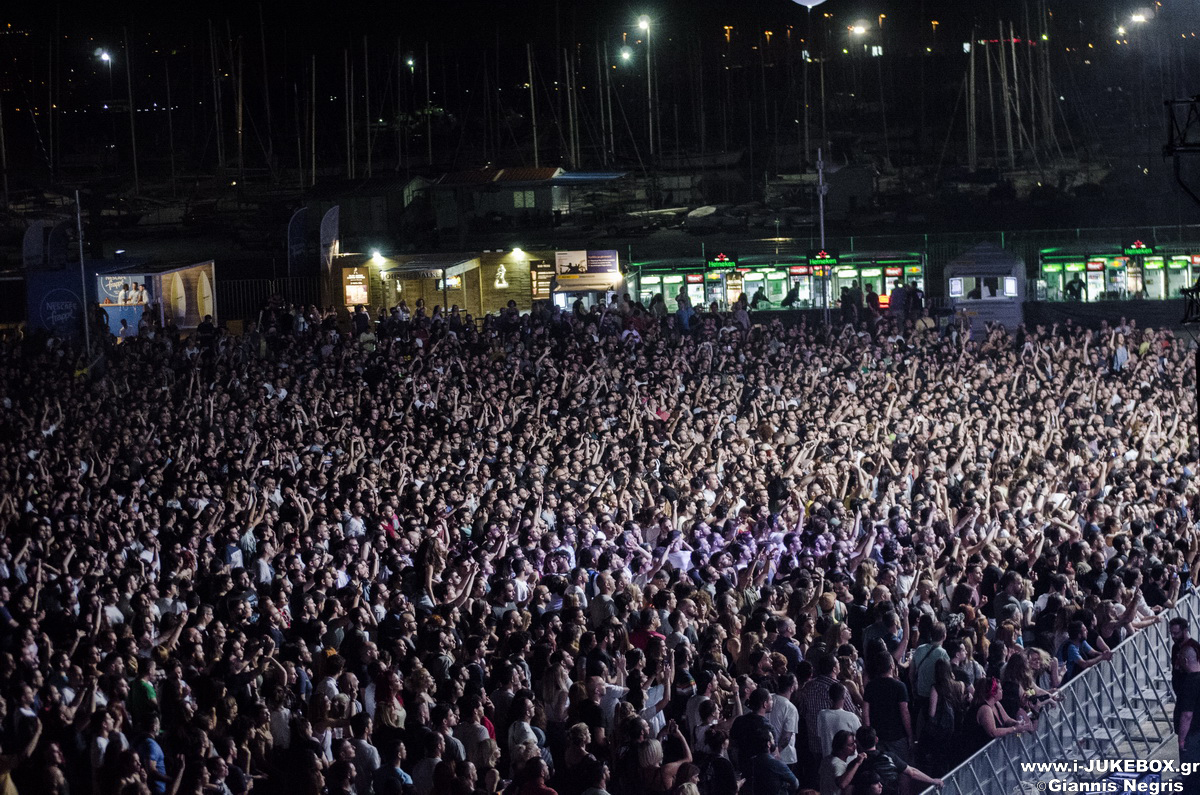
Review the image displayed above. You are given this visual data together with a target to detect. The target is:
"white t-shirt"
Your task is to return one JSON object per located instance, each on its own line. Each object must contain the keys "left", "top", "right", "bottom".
{"left": 816, "top": 708, "right": 862, "bottom": 759}
{"left": 766, "top": 695, "right": 800, "bottom": 765}
{"left": 819, "top": 754, "right": 852, "bottom": 795}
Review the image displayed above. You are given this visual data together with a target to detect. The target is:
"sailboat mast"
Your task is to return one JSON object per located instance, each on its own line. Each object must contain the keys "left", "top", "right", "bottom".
{"left": 1023, "top": 2, "right": 1038, "bottom": 158}
{"left": 527, "top": 44, "right": 539, "bottom": 167}
{"left": 259, "top": 4, "right": 274, "bottom": 178}
{"left": 563, "top": 50, "right": 574, "bottom": 168}
{"left": 403, "top": 38, "right": 408, "bottom": 171}
{"left": 236, "top": 36, "right": 245, "bottom": 189}
{"left": 1009, "top": 23, "right": 1024, "bottom": 166}
{"left": 364, "top": 37, "right": 372, "bottom": 178}
{"left": 997, "top": 22, "right": 1015, "bottom": 171}
{"left": 166, "top": 60, "right": 177, "bottom": 196}
{"left": 210, "top": 21, "right": 226, "bottom": 173}
{"left": 968, "top": 37, "right": 977, "bottom": 172}
{"left": 595, "top": 39, "right": 606, "bottom": 167}
{"left": 0, "top": 93, "right": 9, "bottom": 208}
{"left": 124, "top": 27, "right": 140, "bottom": 195}
{"left": 310, "top": 56, "right": 317, "bottom": 186}
{"left": 344, "top": 51, "right": 352, "bottom": 178}
{"left": 424, "top": 42, "right": 432, "bottom": 166}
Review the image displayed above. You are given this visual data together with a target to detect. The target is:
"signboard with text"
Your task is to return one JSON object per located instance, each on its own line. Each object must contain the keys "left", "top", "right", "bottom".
{"left": 342, "top": 267, "right": 369, "bottom": 307}
{"left": 554, "top": 249, "right": 621, "bottom": 290}
{"left": 807, "top": 249, "right": 839, "bottom": 268}
{"left": 531, "top": 259, "right": 555, "bottom": 300}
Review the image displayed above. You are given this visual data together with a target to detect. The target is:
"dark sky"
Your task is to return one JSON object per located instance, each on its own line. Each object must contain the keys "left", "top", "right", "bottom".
{"left": 9, "top": 1, "right": 1128, "bottom": 47}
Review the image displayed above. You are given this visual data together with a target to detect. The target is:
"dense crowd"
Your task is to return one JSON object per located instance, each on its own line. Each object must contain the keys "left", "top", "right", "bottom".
{"left": 0, "top": 289, "right": 1195, "bottom": 795}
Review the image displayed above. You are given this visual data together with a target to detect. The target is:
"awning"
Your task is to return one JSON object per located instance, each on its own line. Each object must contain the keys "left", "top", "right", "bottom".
{"left": 382, "top": 254, "right": 479, "bottom": 280}
{"left": 547, "top": 171, "right": 627, "bottom": 186}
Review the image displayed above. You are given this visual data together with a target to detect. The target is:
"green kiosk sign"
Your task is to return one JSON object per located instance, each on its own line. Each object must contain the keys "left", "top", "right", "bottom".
{"left": 807, "top": 249, "right": 839, "bottom": 268}
{"left": 1123, "top": 240, "right": 1155, "bottom": 257}
{"left": 707, "top": 252, "right": 738, "bottom": 268}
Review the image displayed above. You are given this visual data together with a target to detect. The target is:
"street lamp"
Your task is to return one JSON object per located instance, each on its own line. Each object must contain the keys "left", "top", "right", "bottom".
{"left": 621, "top": 47, "right": 632, "bottom": 61}
{"left": 638, "top": 15, "right": 654, "bottom": 157}
{"left": 1130, "top": 12, "right": 1147, "bottom": 23}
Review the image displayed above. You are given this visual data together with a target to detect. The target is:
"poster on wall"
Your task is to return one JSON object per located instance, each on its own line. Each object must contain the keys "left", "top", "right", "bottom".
{"left": 530, "top": 259, "right": 555, "bottom": 300}
{"left": 342, "top": 267, "right": 369, "bottom": 306}
{"left": 554, "top": 250, "right": 588, "bottom": 275}
{"left": 151, "top": 261, "right": 217, "bottom": 329}
{"left": 24, "top": 269, "right": 87, "bottom": 341}
{"left": 554, "top": 249, "right": 621, "bottom": 290}
{"left": 97, "top": 274, "right": 152, "bottom": 306}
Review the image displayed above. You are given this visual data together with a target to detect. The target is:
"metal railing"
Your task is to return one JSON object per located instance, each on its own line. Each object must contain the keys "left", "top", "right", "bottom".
{"left": 216, "top": 277, "right": 321, "bottom": 322}
{"left": 925, "top": 595, "right": 1197, "bottom": 794}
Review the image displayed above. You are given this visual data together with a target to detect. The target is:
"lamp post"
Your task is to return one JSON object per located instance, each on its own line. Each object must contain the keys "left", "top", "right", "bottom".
{"left": 851, "top": 21, "right": 890, "bottom": 167}
{"left": 789, "top": 0, "right": 827, "bottom": 168}
{"left": 1129, "top": 9, "right": 1154, "bottom": 170}
{"left": 638, "top": 16, "right": 653, "bottom": 158}
{"left": 99, "top": 51, "right": 116, "bottom": 168}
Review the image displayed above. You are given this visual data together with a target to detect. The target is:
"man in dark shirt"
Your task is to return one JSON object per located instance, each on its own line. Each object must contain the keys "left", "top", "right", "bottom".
{"left": 853, "top": 727, "right": 942, "bottom": 795}
{"left": 747, "top": 739, "right": 799, "bottom": 795}
{"left": 862, "top": 653, "right": 912, "bottom": 763}
{"left": 1177, "top": 642, "right": 1200, "bottom": 793}
{"left": 1171, "top": 619, "right": 1200, "bottom": 734}
{"left": 730, "top": 688, "right": 775, "bottom": 774}
{"left": 771, "top": 618, "right": 804, "bottom": 674}
{"left": 1143, "top": 565, "right": 1177, "bottom": 612}
{"left": 991, "top": 571, "right": 1024, "bottom": 622}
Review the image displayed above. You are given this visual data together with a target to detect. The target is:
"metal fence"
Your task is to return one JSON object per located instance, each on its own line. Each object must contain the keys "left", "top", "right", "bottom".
{"left": 925, "top": 594, "right": 1197, "bottom": 795}
{"left": 216, "top": 277, "right": 321, "bottom": 323}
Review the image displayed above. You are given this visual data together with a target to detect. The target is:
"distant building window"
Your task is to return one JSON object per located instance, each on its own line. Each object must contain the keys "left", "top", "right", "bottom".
{"left": 514, "top": 190, "right": 536, "bottom": 209}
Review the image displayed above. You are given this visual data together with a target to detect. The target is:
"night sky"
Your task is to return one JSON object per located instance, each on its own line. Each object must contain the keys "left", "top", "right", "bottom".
{"left": 2, "top": 0, "right": 1198, "bottom": 199}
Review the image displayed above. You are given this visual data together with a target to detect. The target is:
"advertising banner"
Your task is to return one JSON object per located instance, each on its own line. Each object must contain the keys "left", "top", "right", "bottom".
{"left": 25, "top": 270, "right": 85, "bottom": 341}
{"left": 554, "top": 249, "right": 621, "bottom": 291}
{"left": 97, "top": 274, "right": 151, "bottom": 306}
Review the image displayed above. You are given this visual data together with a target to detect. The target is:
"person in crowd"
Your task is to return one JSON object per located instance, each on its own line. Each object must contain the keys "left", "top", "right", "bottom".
{"left": 0, "top": 297, "right": 1189, "bottom": 795}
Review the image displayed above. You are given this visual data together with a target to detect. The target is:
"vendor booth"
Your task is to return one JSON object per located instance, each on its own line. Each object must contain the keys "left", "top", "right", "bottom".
{"left": 946, "top": 244, "right": 1025, "bottom": 335}
{"left": 1038, "top": 240, "right": 1200, "bottom": 302}
{"left": 94, "top": 260, "right": 216, "bottom": 337}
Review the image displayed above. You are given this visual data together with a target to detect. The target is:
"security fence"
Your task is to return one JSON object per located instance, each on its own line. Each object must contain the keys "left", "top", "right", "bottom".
{"left": 925, "top": 594, "right": 1197, "bottom": 795}
{"left": 216, "top": 276, "right": 321, "bottom": 323}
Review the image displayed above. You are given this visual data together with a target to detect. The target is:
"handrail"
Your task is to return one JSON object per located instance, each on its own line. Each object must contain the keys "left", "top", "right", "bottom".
{"left": 922, "top": 594, "right": 1196, "bottom": 794}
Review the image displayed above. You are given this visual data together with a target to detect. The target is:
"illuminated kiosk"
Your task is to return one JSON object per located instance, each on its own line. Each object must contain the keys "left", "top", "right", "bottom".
{"left": 946, "top": 243, "right": 1026, "bottom": 335}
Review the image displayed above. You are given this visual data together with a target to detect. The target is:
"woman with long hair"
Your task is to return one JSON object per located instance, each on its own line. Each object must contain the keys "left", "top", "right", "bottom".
{"left": 965, "top": 677, "right": 1032, "bottom": 757}
{"left": 919, "top": 659, "right": 965, "bottom": 775}
{"left": 639, "top": 721, "right": 693, "bottom": 794}
{"left": 1000, "top": 650, "right": 1059, "bottom": 723}
{"left": 540, "top": 652, "right": 572, "bottom": 762}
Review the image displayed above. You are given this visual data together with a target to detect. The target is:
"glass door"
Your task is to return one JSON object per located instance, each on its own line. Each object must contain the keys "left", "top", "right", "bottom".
{"left": 638, "top": 275, "right": 662, "bottom": 306}
{"left": 766, "top": 272, "right": 789, "bottom": 304}
{"left": 1167, "top": 257, "right": 1191, "bottom": 298}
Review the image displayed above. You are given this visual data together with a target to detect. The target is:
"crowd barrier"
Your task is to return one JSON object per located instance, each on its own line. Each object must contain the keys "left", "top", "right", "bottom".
{"left": 923, "top": 594, "right": 1198, "bottom": 794}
